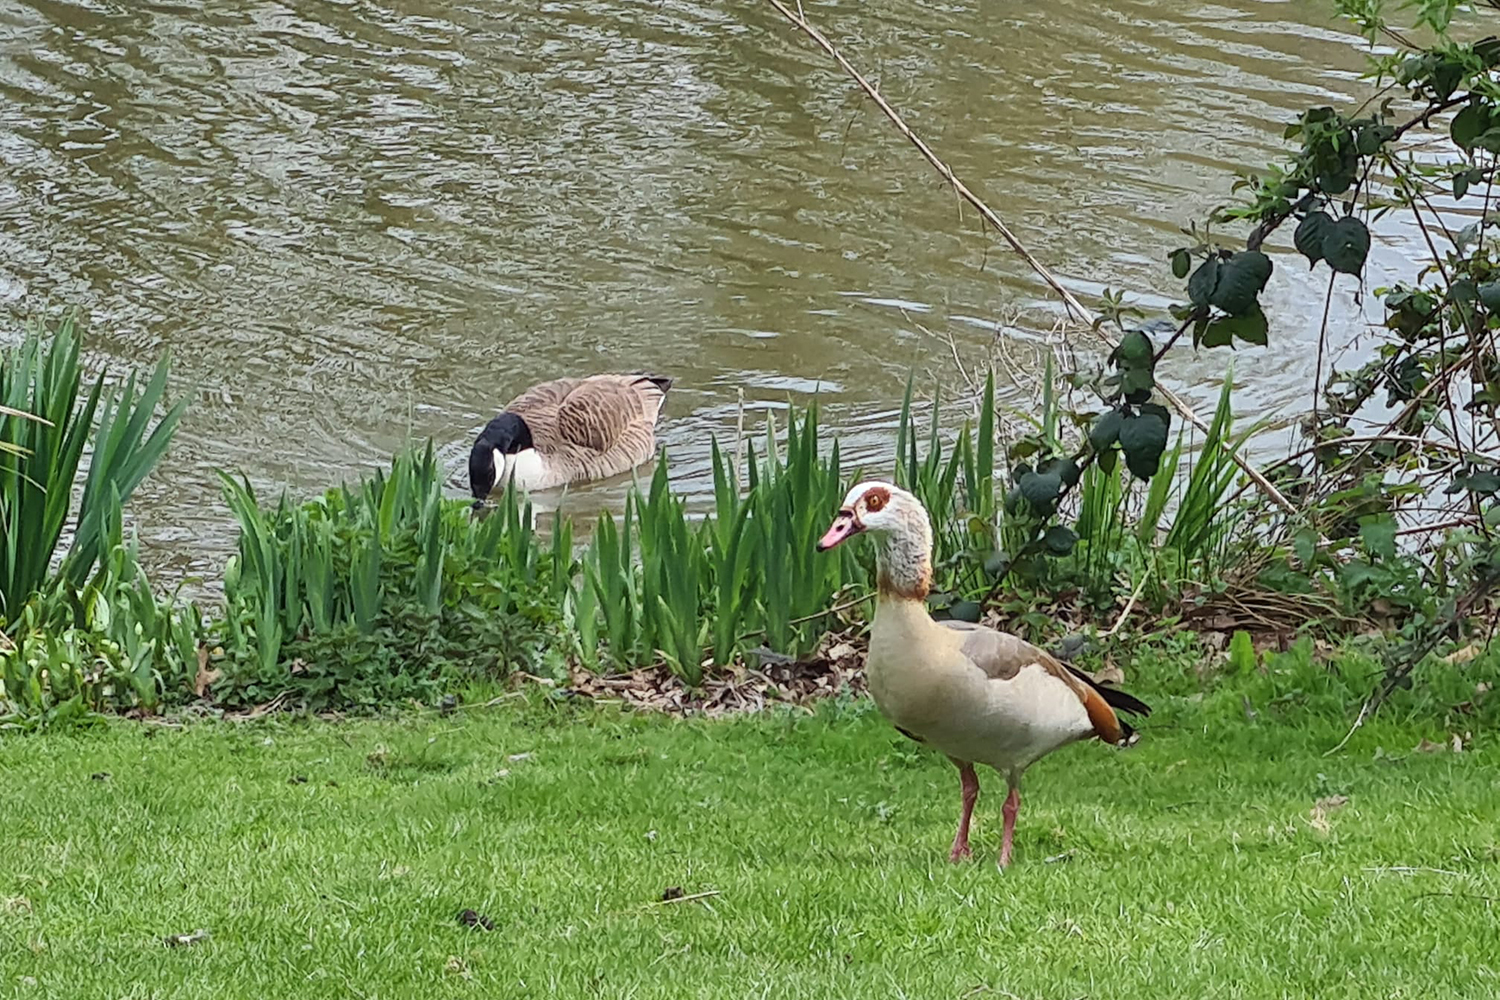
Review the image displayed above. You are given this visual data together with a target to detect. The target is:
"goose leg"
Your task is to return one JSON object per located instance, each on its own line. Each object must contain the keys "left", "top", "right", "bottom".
{"left": 948, "top": 759, "right": 979, "bottom": 863}
{"left": 999, "top": 784, "right": 1021, "bottom": 868}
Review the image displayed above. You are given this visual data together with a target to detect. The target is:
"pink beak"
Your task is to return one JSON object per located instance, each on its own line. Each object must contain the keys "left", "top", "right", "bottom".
{"left": 816, "top": 511, "right": 861, "bottom": 551}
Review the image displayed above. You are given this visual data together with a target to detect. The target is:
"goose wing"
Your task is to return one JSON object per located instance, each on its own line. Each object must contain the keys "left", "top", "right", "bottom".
{"left": 937, "top": 620, "right": 1147, "bottom": 746}
{"left": 505, "top": 373, "right": 669, "bottom": 456}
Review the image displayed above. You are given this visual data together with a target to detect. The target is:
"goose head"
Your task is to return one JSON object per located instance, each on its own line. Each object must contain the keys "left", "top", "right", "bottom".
{"left": 469, "top": 412, "right": 535, "bottom": 508}
{"left": 817, "top": 481, "right": 933, "bottom": 599}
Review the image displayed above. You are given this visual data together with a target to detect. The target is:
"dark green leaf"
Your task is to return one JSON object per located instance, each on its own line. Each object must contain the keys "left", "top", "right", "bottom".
{"left": 1358, "top": 515, "right": 1397, "bottom": 562}
{"left": 1317, "top": 163, "right": 1356, "bottom": 195}
{"left": 1476, "top": 129, "right": 1500, "bottom": 155}
{"left": 1043, "top": 525, "right": 1078, "bottom": 555}
{"left": 1322, "top": 217, "right": 1370, "bottom": 276}
{"left": 1451, "top": 470, "right": 1500, "bottom": 494}
{"left": 1293, "top": 527, "right": 1317, "bottom": 566}
{"left": 1453, "top": 170, "right": 1471, "bottom": 200}
{"left": 1294, "top": 211, "right": 1332, "bottom": 265}
{"left": 1089, "top": 408, "right": 1123, "bottom": 452}
{"left": 1476, "top": 35, "right": 1500, "bottom": 67}
{"left": 1121, "top": 368, "right": 1154, "bottom": 397}
{"left": 983, "top": 549, "right": 1010, "bottom": 578}
{"left": 1202, "top": 306, "right": 1268, "bottom": 348}
{"left": 1114, "top": 330, "right": 1153, "bottom": 368}
{"left": 1210, "top": 251, "right": 1274, "bottom": 316}
{"left": 1053, "top": 456, "right": 1082, "bottom": 488}
{"left": 1187, "top": 258, "right": 1220, "bottom": 308}
{"left": 1018, "top": 471, "right": 1062, "bottom": 513}
{"left": 1008, "top": 438, "right": 1041, "bottom": 460}
{"left": 1200, "top": 318, "right": 1233, "bottom": 349}
{"left": 1479, "top": 282, "right": 1500, "bottom": 313}
{"left": 1356, "top": 124, "right": 1394, "bottom": 155}
{"left": 1097, "top": 448, "right": 1118, "bottom": 475}
{"left": 1455, "top": 100, "right": 1489, "bottom": 149}
{"left": 948, "top": 600, "right": 982, "bottom": 623}
{"left": 1431, "top": 60, "right": 1463, "bottom": 101}
{"left": 1169, "top": 248, "right": 1191, "bottom": 280}
{"left": 1118, "top": 403, "right": 1170, "bottom": 481}
{"left": 1450, "top": 278, "right": 1479, "bottom": 305}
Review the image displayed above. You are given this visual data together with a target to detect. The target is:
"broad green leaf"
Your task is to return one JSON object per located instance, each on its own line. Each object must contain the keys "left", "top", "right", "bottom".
{"left": 1358, "top": 515, "right": 1397, "bottom": 562}
{"left": 1200, "top": 318, "right": 1234, "bottom": 349}
{"left": 1018, "top": 470, "right": 1063, "bottom": 513}
{"left": 947, "top": 600, "right": 982, "bottom": 623}
{"left": 1203, "top": 306, "right": 1269, "bottom": 348}
{"left": 1089, "top": 409, "right": 1123, "bottom": 452}
{"left": 1187, "top": 258, "right": 1220, "bottom": 308}
{"left": 1477, "top": 129, "right": 1500, "bottom": 155}
{"left": 1169, "top": 248, "right": 1191, "bottom": 279}
{"left": 1449, "top": 470, "right": 1500, "bottom": 494}
{"left": 1227, "top": 631, "right": 1257, "bottom": 674}
{"left": 1051, "top": 456, "right": 1082, "bottom": 488}
{"left": 1322, "top": 217, "right": 1370, "bottom": 275}
{"left": 1114, "top": 330, "right": 1153, "bottom": 367}
{"left": 1294, "top": 211, "right": 1332, "bottom": 265}
{"left": 1121, "top": 369, "right": 1154, "bottom": 398}
{"left": 1119, "top": 403, "right": 1170, "bottom": 480}
{"left": 1209, "top": 251, "right": 1273, "bottom": 316}
{"left": 1043, "top": 524, "right": 1078, "bottom": 555}
{"left": 1480, "top": 282, "right": 1500, "bottom": 313}
{"left": 1355, "top": 123, "right": 1394, "bottom": 155}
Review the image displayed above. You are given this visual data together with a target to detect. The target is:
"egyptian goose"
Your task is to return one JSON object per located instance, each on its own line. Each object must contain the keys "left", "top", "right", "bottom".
{"left": 469, "top": 373, "right": 672, "bottom": 505}
{"left": 817, "top": 481, "right": 1150, "bottom": 866}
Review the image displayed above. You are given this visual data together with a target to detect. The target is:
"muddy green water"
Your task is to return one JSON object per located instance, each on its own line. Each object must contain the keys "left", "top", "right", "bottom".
{"left": 0, "top": 0, "right": 1431, "bottom": 580}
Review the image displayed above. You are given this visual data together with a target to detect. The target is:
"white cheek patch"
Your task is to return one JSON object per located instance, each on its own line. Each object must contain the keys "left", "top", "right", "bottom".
{"left": 505, "top": 448, "right": 547, "bottom": 491}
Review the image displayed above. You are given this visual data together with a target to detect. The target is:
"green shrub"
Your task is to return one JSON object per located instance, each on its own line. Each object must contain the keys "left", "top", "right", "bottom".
{"left": 0, "top": 315, "right": 185, "bottom": 616}
{"left": 577, "top": 404, "right": 865, "bottom": 681}
{"left": 0, "top": 317, "right": 194, "bottom": 724}
{"left": 214, "top": 443, "right": 567, "bottom": 710}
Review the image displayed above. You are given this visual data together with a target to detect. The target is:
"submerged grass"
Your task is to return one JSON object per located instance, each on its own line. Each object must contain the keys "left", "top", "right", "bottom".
{"left": 1, "top": 664, "right": 1496, "bottom": 999}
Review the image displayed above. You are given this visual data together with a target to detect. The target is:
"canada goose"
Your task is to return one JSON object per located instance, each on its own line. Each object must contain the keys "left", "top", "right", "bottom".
{"left": 469, "top": 373, "right": 671, "bottom": 505}
{"left": 816, "top": 481, "right": 1150, "bottom": 866}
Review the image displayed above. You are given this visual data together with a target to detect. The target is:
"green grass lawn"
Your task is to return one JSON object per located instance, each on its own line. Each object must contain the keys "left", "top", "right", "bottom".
{"left": 2, "top": 680, "right": 1498, "bottom": 999}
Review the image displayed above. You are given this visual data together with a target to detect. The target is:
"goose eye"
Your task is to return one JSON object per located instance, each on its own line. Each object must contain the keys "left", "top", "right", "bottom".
{"left": 865, "top": 494, "right": 884, "bottom": 512}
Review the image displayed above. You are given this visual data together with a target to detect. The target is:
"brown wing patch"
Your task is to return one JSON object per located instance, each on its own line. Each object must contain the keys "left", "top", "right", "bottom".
{"left": 505, "top": 377, "right": 578, "bottom": 414}
{"left": 939, "top": 620, "right": 1026, "bottom": 680}
{"left": 553, "top": 379, "right": 643, "bottom": 453}
{"left": 938, "top": 620, "right": 1128, "bottom": 744}
{"left": 505, "top": 378, "right": 580, "bottom": 452}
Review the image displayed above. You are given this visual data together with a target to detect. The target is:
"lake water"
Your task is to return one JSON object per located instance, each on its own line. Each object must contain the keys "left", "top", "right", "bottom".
{"left": 0, "top": 0, "right": 1441, "bottom": 582}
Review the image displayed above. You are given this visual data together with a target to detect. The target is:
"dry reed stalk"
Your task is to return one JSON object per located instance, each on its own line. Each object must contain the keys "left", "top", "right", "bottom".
{"left": 763, "top": 0, "right": 1300, "bottom": 518}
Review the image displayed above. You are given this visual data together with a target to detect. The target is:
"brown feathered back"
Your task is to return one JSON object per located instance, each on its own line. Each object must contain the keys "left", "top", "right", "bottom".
{"left": 505, "top": 373, "right": 670, "bottom": 484}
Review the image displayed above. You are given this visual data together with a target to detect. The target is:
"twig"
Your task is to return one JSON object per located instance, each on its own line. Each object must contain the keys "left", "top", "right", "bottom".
{"left": 790, "top": 591, "right": 870, "bottom": 626}
{"left": 1310, "top": 273, "right": 1336, "bottom": 495}
{"left": 764, "top": 0, "right": 1088, "bottom": 320}
{"left": 1411, "top": 891, "right": 1496, "bottom": 903}
{"left": 648, "top": 889, "right": 721, "bottom": 907}
{"left": 1104, "top": 558, "right": 1153, "bottom": 638}
{"left": 764, "top": 0, "right": 1300, "bottom": 519}
{"left": 903, "top": 307, "right": 978, "bottom": 399}
{"left": 1324, "top": 697, "right": 1374, "bottom": 757}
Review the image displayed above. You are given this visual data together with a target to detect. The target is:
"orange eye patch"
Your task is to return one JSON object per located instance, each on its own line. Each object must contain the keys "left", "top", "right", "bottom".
{"left": 863, "top": 490, "right": 887, "bottom": 512}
